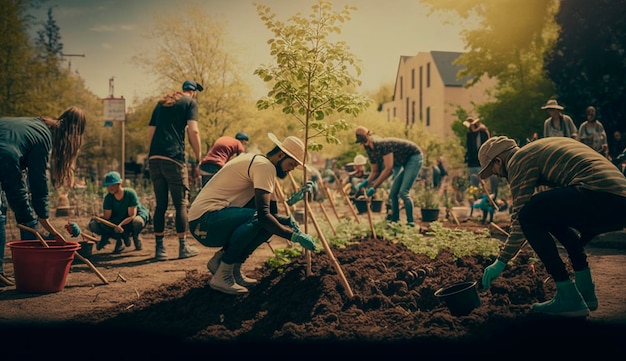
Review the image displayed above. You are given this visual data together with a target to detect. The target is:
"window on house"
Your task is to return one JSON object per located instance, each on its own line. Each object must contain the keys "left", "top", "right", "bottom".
{"left": 427, "top": 63, "right": 431, "bottom": 88}
{"left": 412, "top": 100, "right": 416, "bottom": 125}
{"left": 411, "top": 69, "right": 415, "bottom": 89}
{"left": 393, "top": 107, "right": 396, "bottom": 118}
{"left": 405, "top": 97, "right": 409, "bottom": 126}
{"left": 400, "top": 76, "right": 403, "bottom": 99}
{"left": 426, "top": 106, "right": 431, "bottom": 126}
{"left": 419, "top": 66, "right": 423, "bottom": 121}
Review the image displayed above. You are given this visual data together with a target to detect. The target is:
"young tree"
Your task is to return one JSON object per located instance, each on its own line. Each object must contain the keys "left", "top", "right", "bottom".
{"left": 254, "top": 0, "right": 372, "bottom": 162}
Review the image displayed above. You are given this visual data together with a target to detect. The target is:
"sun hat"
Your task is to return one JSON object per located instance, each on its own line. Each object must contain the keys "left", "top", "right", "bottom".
{"left": 463, "top": 117, "right": 481, "bottom": 128}
{"left": 182, "top": 80, "right": 204, "bottom": 92}
{"left": 103, "top": 171, "right": 122, "bottom": 186}
{"left": 352, "top": 154, "right": 367, "bottom": 166}
{"left": 355, "top": 126, "right": 370, "bottom": 144}
{"left": 477, "top": 136, "right": 518, "bottom": 179}
{"left": 235, "top": 132, "right": 249, "bottom": 141}
{"left": 541, "top": 99, "right": 564, "bottom": 110}
{"left": 267, "top": 133, "right": 306, "bottom": 166}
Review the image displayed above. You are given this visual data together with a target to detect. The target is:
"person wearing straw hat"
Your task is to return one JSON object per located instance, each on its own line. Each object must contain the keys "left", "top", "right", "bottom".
{"left": 88, "top": 171, "right": 150, "bottom": 254}
{"left": 188, "top": 133, "right": 317, "bottom": 295}
{"left": 463, "top": 116, "right": 492, "bottom": 188}
{"left": 477, "top": 135, "right": 626, "bottom": 317}
{"left": 542, "top": 99, "right": 578, "bottom": 139}
{"left": 344, "top": 154, "right": 369, "bottom": 196}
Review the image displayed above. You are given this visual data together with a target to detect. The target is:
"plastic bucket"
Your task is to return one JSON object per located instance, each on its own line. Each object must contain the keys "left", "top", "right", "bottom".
{"left": 8, "top": 240, "right": 80, "bottom": 293}
{"left": 434, "top": 281, "right": 481, "bottom": 316}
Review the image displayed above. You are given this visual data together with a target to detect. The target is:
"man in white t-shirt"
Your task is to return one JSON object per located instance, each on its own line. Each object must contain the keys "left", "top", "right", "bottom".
{"left": 188, "top": 133, "right": 316, "bottom": 295}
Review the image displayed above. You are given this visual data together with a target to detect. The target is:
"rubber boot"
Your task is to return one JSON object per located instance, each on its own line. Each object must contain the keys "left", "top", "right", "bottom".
{"left": 233, "top": 262, "right": 258, "bottom": 287}
{"left": 575, "top": 267, "right": 598, "bottom": 311}
{"left": 531, "top": 280, "right": 590, "bottom": 317}
{"left": 207, "top": 249, "right": 224, "bottom": 274}
{"left": 209, "top": 262, "right": 248, "bottom": 295}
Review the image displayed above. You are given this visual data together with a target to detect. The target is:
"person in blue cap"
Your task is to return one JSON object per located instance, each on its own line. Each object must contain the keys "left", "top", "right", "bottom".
{"left": 198, "top": 132, "right": 249, "bottom": 186}
{"left": 89, "top": 171, "right": 150, "bottom": 254}
{"left": 147, "top": 80, "right": 203, "bottom": 261}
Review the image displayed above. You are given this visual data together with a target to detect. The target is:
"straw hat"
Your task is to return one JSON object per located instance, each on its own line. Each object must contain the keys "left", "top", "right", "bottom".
{"left": 541, "top": 99, "right": 564, "bottom": 110}
{"left": 267, "top": 133, "right": 306, "bottom": 166}
{"left": 352, "top": 154, "right": 367, "bottom": 166}
{"left": 463, "top": 117, "right": 481, "bottom": 128}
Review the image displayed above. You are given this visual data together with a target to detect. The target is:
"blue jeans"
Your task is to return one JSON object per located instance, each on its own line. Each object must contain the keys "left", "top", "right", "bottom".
{"left": 388, "top": 153, "right": 423, "bottom": 224}
{"left": 189, "top": 207, "right": 272, "bottom": 264}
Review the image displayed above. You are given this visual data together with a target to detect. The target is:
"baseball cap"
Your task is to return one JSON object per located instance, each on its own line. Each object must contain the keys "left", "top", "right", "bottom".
{"left": 477, "top": 136, "right": 518, "bottom": 179}
{"left": 182, "top": 80, "right": 204, "bottom": 92}
{"left": 103, "top": 171, "right": 122, "bottom": 186}
{"left": 235, "top": 132, "right": 249, "bottom": 141}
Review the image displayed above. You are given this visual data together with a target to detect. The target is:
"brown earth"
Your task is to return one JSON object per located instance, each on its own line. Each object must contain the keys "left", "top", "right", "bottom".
{"left": 1, "top": 210, "right": 625, "bottom": 359}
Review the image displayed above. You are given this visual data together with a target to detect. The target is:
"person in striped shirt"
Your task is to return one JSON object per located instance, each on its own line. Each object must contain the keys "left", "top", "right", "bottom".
{"left": 478, "top": 136, "right": 626, "bottom": 317}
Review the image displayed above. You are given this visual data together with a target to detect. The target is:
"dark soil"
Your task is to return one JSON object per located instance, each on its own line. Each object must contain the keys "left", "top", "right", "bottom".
{"left": 4, "top": 226, "right": 624, "bottom": 359}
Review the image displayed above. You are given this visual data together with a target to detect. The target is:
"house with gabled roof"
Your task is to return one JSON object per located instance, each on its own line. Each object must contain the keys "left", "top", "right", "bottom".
{"left": 380, "top": 51, "right": 496, "bottom": 138}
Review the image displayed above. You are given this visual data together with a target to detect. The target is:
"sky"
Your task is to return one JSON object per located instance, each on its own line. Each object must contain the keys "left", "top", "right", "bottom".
{"left": 32, "top": 0, "right": 469, "bottom": 105}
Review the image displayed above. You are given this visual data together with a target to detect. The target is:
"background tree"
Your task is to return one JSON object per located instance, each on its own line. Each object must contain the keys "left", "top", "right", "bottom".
{"left": 545, "top": 0, "right": 626, "bottom": 134}
{"left": 420, "top": 0, "right": 559, "bottom": 142}
{"left": 131, "top": 3, "right": 252, "bottom": 159}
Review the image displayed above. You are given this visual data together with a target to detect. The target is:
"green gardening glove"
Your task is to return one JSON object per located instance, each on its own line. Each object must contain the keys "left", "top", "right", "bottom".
{"left": 366, "top": 187, "right": 376, "bottom": 197}
{"left": 482, "top": 259, "right": 506, "bottom": 289}
{"left": 288, "top": 216, "right": 301, "bottom": 233}
{"left": 286, "top": 181, "right": 314, "bottom": 206}
{"left": 356, "top": 180, "right": 368, "bottom": 193}
{"left": 290, "top": 232, "right": 316, "bottom": 251}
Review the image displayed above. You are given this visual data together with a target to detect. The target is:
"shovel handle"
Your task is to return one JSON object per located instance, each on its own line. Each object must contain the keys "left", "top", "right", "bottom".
{"left": 16, "top": 224, "right": 50, "bottom": 248}
{"left": 91, "top": 216, "right": 118, "bottom": 229}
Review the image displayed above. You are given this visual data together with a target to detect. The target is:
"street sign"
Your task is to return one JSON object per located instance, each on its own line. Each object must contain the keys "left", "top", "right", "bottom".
{"left": 103, "top": 97, "right": 126, "bottom": 122}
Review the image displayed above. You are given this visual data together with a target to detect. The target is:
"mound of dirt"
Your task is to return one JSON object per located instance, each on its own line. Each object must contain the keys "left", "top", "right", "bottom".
{"left": 5, "top": 232, "right": 623, "bottom": 359}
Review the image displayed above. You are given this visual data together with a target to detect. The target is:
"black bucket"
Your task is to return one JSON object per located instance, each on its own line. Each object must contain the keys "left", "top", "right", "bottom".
{"left": 434, "top": 281, "right": 481, "bottom": 316}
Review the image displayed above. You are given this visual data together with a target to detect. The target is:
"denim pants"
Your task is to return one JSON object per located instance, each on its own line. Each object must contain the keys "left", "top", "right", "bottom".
{"left": 519, "top": 186, "right": 626, "bottom": 282}
{"left": 189, "top": 207, "right": 272, "bottom": 264}
{"left": 388, "top": 153, "right": 423, "bottom": 224}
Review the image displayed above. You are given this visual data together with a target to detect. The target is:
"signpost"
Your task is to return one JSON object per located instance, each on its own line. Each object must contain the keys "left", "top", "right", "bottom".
{"left": 103, "top": 96, "right": 126, "bottom": 180}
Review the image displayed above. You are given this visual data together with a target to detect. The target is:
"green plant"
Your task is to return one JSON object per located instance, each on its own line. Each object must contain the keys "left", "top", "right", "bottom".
{"left": 415, "top": 183, "right": 439, "bottom": 209}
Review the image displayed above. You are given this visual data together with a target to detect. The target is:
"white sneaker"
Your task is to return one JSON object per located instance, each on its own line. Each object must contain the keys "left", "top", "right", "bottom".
{"left": 209, "top": 262, "right": 248, "bottom": 295}
{"left": 233, "top": 263, "right": 258, "bottom": 287}
{"left": 207, "top": 249, "right": 224, "bottom": 274}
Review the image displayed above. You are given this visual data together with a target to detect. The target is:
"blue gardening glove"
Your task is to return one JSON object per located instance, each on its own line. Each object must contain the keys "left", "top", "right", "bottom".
{"left": 65, "top": 222, "right": 81, "bottom": 237}
{"left": 286, "top": 181, "right": 315, "bottom": 206}
{"left": 290, "top": 232, "right": 316, "bottom": 251}
{"left": 356, "top": 180, "right": 368, "bottom": 193}
{"left": 288, "top": 216, "right": 301, "bottom": 233}
{"left": 366, "top": 187, "right": 376, "bottom": 197}
{"left": 482, "top": 259, "right": 506, "bottom": 290}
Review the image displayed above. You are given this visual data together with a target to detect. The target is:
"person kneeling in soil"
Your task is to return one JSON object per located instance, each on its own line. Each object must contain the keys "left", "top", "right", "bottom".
{"left": 89, "top": 171, "right": 150, "bottom": 254}
{"left": 478, "top": 136, "right": 626, "bottom": 317}
{"left": 188, "top": 133, "right": 317, "bottom": 295}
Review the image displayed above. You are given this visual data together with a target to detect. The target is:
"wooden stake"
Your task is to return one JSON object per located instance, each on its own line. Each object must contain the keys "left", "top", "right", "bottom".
{"left": 319, "top": 181, "right": 341, "bottom": 222}
{"left": 305, "top": 201, "right": 354, "bottom": 298}
{"left": 318, "top": 202, "right": 337, "bottom": 236}
{"left": 364, "top": 195, "right": 377, "bottom": 240}
{"left": 489, "top": 222, "right": 510, "bottom": 237}
{"left": 91, "top": 216, "right": 117, "bottom": 229}
{"left": 332, "top": 170, "right": 361, "bottom": 223}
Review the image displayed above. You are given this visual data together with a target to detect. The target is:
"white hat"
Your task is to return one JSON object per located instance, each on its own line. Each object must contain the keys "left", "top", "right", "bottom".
{"left": 267, "top": 133, "right": 307, "bottom": 166}
{"left": 541, "top": 99, "right": 564, "bottom": 110}
{"left": 352, "top": 154, "right": 367, "bottom": 165}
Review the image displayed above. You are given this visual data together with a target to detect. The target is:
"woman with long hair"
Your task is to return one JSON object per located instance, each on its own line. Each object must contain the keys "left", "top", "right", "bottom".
{"left": 0, "top": 106, "right": 86, "bottom": 241}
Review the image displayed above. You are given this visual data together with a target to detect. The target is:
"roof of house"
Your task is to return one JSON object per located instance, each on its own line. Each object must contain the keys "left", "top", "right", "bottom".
{"left": 430, "top": 51, "right": 471, "bottom": 87}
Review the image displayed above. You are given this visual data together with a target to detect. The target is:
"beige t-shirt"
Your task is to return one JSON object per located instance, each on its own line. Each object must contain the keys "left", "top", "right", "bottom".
{"left": 188, "top": 153, "right": 276, "bottom": 221}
